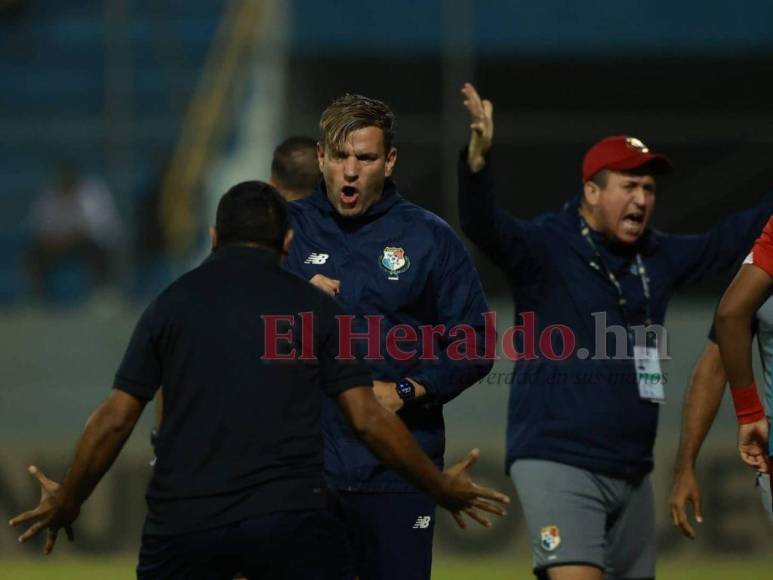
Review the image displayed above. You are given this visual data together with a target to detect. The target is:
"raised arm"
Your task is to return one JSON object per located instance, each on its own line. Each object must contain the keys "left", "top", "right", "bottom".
{"left": 462, "top": 82, "right": 494, "bottom": 174}
{"left": 458, "top": 83, "right": 546, "bottom": 280}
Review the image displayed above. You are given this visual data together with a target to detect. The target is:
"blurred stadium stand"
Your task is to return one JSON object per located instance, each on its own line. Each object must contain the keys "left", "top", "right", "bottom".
{"left": 0, "top": 0, "right": 223, "bottom": 303}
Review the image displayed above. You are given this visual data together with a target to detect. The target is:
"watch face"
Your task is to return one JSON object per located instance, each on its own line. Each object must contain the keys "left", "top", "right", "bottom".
{"left": 396, "top": 380, "right": 415, "bottom": 401}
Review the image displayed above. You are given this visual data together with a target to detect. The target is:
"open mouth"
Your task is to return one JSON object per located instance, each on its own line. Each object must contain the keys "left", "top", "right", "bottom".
{"left": 620, "top": 211, "right": 646, "bottom": 237}
{"left": 340, "top": 186, "right": 359, "bottom": 205}
{"left": 623, "top": 211, "right": 644, "bottom": 227}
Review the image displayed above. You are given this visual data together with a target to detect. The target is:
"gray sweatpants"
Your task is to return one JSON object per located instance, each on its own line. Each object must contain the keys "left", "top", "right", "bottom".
{"left": 511, "top": 459, "right": 655, "bottom": 579}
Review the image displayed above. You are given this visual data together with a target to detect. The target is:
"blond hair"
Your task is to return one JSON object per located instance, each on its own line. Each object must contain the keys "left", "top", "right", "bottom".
{"left": 319, "top": 94, "right": 395, "bottom": 152}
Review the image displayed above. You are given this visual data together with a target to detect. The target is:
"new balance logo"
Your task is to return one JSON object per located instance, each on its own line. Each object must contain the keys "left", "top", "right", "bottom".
{"left": 304, "top": 253, "right": 329, "bottom": 265}
{"left": 412, "top": 516, "right": 432, "bottom": 529}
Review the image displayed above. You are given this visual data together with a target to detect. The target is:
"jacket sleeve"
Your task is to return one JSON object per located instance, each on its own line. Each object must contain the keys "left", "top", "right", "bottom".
{"left": 408, "top": 224, "right": 494, "bottom": 406}
{"left": 667, "top": 192, "right": 773, "bottom": 289}
{"left": 457, "top": 148, "right": 546, "bottom": 282}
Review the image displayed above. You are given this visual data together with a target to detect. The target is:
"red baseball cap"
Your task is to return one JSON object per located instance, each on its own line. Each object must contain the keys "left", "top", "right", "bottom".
{"left": 582, "top": 136, "right": 672, "bottom": 183}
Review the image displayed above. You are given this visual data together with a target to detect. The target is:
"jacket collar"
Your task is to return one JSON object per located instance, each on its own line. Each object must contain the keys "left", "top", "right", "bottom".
{"left": 205, "top": 244, "right": 282, "bottom": 266}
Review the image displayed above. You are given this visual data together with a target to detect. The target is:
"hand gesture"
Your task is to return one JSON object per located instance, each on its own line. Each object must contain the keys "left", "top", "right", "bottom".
{"left": 738, "top": 419, "right": 770, "bottom": 472}
{"left": 461, "top": 83, "right": 494, "bottom": 173}
{"left": 438, "top": 448, "right": 510, "bottom": 529}
{"left": 669, "top": 467, "right": 703, "bottom": 539}
{"left": 8, "top": 466, "right": 78, "bottom": 555}
{"left": 310, "top": 274, "right": 341, "bottom": 297}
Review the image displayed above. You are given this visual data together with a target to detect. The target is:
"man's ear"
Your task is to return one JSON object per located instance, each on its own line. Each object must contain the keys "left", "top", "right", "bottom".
{"left": 384, "top": 147, "right": 397, "bottom": 177}
{"left": 583, "top": 181, "right": 600, "bottom": 209}
{"left": 209, "top": 226, "right": 218, "bottom": 251}
{"left": 316, "top": 142, "right": 325, "bottom": 172}
{"left": 283, "top": 228, "right": 294, "bottom": 255}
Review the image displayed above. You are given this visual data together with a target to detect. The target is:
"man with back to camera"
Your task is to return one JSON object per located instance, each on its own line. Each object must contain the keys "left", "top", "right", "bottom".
{"left": 9, "top": 181, "right": 509, "bottom": 579}
{"left": 458, "top": 83, "right": 773, "bottom": 580}
{"left": 270, "top": 136, "right": 321, "bottom": 202}
{"left": 147, "top": 135, "right": 323, "bottom": 449}
{"left": 285, "top": 94, "right": 495, "bottom": 579}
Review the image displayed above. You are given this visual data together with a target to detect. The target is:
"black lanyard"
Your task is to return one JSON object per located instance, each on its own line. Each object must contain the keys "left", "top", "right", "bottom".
{"left": 579, "top": 217, "right": 652, "bottom": 328}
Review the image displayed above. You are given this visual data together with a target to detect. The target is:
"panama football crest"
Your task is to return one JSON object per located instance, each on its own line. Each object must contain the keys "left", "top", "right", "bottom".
{"left": 540, "top": 525, "right": 561, "bottom": 552}
{"left": 380, "top": 246, "right": 410, "bottom": 279}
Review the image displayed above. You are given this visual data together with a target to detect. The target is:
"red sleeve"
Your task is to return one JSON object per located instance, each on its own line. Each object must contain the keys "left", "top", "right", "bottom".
{"left": 750, "top": 215, "right": 773, "bottom": 277}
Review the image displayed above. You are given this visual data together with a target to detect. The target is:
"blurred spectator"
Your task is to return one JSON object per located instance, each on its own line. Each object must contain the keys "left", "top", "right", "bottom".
{"left": 269, "top": 136, "right": 321, "bottom": 201}
{"left": 27, "top": 168, "right": 122, "bottom": 299}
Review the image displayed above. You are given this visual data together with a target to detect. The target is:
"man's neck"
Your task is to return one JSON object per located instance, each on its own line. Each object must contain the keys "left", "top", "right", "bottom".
{"left": 283, "top": 190, "right": 306, "bottom": 203}
{"left": 579, "top": 205, "right": 640, "bottom": 254}
{"left": 579, "top": 204, "right": 603, "bottom": 234}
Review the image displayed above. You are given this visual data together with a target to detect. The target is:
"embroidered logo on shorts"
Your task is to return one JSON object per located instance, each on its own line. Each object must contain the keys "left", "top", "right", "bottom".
{"left": 412, "top": 516, "right": 432, "bottom": 529}
{"left": 540, "top": 525, "right": 561, "bottom": 551}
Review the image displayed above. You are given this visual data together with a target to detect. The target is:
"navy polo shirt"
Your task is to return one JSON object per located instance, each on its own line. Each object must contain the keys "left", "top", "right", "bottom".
{"left": 114, "top": 245, "right": 372, "bottom": 535}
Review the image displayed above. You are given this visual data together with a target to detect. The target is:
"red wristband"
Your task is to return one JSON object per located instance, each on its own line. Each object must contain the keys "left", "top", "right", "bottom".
{"left": 730, "top": 382, "right": 766, "bottom": 425}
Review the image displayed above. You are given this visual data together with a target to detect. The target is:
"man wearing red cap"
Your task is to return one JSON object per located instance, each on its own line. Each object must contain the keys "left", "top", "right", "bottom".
{"left": 458, "top": 83, "right": 773, "bottom": 580}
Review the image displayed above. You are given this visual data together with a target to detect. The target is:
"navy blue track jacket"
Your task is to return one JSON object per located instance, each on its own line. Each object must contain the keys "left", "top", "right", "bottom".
{"left": 458, "top": 151, "right": 773, "bottom": 479}
{"left": 286, "top": 179, "right": 493, "bottom": 491}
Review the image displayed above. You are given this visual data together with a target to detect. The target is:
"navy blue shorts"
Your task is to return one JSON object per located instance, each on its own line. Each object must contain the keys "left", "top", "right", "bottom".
{"left": 137, "top": 509, "right": 353, "bottom": 580}
{"left": 329, "top": 491, "right": 437, "bottom": 580}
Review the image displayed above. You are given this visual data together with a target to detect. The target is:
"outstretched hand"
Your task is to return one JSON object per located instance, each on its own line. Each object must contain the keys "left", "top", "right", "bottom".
{"left": 461, "top": 83, "right": 494, "bottom": 173}
{"left": 8, "top": 466, "right": 78, "bottom": 555}
{"left": 439, "top": 448, "right": 510, "bottom": 529}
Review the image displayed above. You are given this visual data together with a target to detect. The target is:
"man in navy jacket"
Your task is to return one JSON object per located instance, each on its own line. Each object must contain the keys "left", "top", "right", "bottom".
{"left": 458, "top": 83, "right": 773, "bottom": 580}
{"left": 285, "top": 94, "right": 493, "bottom": 580}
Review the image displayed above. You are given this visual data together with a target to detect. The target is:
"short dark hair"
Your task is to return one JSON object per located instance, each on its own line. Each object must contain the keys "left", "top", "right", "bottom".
{"left": 589, "top": 169, "right": 610, "bottom": 189}
{"left": 215, "top": 181, "right": 288, "bottom": 251}
{"left": 320, "top": 94, "right": 396, "bottom": 153}
{"left": 270, "top": 136, "right": 320, "bottom": 196}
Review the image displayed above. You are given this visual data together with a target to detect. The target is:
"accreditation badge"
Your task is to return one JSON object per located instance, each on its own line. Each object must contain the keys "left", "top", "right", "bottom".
{"left": 634, "top": 345, "right": 665, "bottom": 403}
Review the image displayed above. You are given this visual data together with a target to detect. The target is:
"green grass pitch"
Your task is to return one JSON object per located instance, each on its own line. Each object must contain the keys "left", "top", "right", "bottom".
{"left": 1, "top": 556, "right": 771, "bottom": 579}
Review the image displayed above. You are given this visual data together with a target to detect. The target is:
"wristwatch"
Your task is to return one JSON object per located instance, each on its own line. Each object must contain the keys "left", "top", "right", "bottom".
{"left": 395, "top": 379, "right": 416, "bottom": 403}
